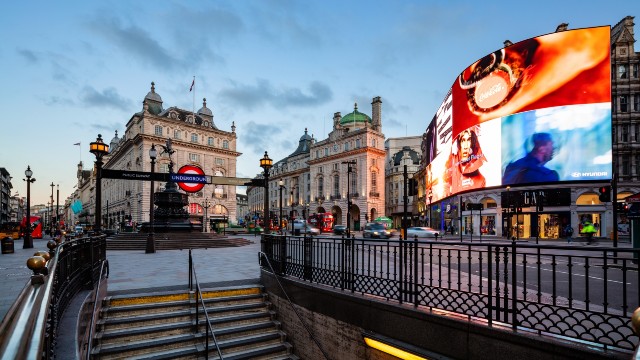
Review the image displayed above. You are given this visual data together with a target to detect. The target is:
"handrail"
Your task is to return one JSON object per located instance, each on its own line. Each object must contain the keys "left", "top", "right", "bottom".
{"left": 258, "top": 250, "right": 330, "bottom": 360}
{"left": 84, "top": 259, "right": 110, "bottom": 359}
{"left": 188, "top": 249, "right": 223, "bottom": 359}
{"left": 0, "top": 235, "right": 106, "bottom": 360}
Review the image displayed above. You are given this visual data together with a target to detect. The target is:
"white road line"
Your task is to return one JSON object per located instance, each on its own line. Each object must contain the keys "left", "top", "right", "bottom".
{"left": 520, "top": 264, "right": 629, "bottom": 285}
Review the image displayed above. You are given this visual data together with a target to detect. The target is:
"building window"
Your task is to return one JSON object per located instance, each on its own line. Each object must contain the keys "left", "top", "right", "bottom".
{"left": 355, "top": 139, "right": 361, "bottom": 148}
{"left": 316, "top": 150, "right": 319, "bottom": 158}
{"left": 350, "top": 171, "right": 357, "bottom": 191}
{"left": 318, "top": 176, "right": 323, "bottom": 197}
{"left": 319, "top": 166, "right": 323, "bottom": 173}
{"left": 190, "top": 153, "right": 200, "bottom": 162}
{"left": 333, "top": 163, "right": 338, "bottom": 170}
{"left": 622, "top": 155, "right": 630, "bottom": 176}
{"left": 215, "top": 158, "right": 224, "bottom": 165}
{"left": 622, "top": 125, "right": 629, "bottom": 142}
{"left": 633, "top": 63, "right": 639, "bottom": 78}
{"left": 333, "top": 175, "right": 340, "bottom": 197}
{"left": 372, "top": 138, "right": 376, "bottom": 147}
{"left": 634, "top": 94, "right": 640, "bottom": 112}
{"left": 635, "top": 125, "right": 639, "bottom": 142}
{"left": 371, "top": 172, "right": 377, "bottom": 191}
{"left": 333, "top": 144, "right": 338, "bottom": 152}
{"left": 324, "top": 148, "right": 328, "bottom": 156}
{"left": 160, "top": 164, "right": 169, "bottom": 173}
{"left": 154, "top": 125, "right": 163, "bottom": 136}
{"left": 619, "top": 64, "right": 628, "bottom": 79}
{"left": 620, "top": 96, "right": 629, "bottom": 112}
{"left": 208, "top": 137, "right": 214, "bottom": 145}
{"left": 344, "top": 142, "right": 350, "bottom": 151}
{"left": 174, "top": 130, "right": 181, "bottom": 139}
{"left": 191, "top": 133, "right": 198, "bottom": 143}
{"left": 223, "top": 140, "right": 229, "bottom": 149}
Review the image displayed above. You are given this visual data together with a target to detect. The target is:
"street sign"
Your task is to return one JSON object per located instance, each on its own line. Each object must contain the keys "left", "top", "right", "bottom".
{"left": 176, "top": 165, "right": 206, "bottom": 193}
{"left": 102, "top": 169, "right": 168, "bottom": 181}
{"left": 208, "top": 177, "right": 257, "bottom": 186}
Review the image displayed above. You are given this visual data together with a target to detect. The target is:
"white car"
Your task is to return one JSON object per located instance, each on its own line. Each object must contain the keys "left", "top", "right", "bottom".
{"left": 406, "top": 227, "right": 439, "bottom": 239}
{"left": 299, "top": 224, "right": 321, "bottom": 235}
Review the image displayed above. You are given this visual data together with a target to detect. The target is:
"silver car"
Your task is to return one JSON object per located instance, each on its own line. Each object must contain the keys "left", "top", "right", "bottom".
{"left": 299, "top": 224, "right": 321, "bottom": 235}
{"left": 363, "top": 223, "right": 391, "bottom": 239}
{"left": 406, "top": 227, "right": 439, "bottom": 239}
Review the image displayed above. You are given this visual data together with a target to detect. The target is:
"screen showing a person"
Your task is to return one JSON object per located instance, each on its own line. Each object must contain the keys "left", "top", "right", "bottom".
{"left": 422, "top": 26, "right": 611, "bottom": 202}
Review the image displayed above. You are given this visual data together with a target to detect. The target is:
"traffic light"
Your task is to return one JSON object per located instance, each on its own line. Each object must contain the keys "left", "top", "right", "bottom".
{"left": 598, "top": 186, "right": 611, "bottom": 202}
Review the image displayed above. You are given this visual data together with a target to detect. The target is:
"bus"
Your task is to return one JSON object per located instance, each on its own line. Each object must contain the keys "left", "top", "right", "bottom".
{"left": 20, "top": 216, "right": 43, "bottom": 239}
{"left": 307, "top": 213, "right": 334, "bottom": 233}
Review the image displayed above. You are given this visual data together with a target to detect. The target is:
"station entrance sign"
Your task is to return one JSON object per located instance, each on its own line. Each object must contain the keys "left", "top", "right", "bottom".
{"left": 175, "top": 165, "right": 206, "bottom": 193}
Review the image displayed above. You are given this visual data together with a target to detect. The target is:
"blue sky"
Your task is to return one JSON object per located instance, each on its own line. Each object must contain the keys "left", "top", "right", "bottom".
{"left": 1, "top": 0, "right": 637, "bottom": 205}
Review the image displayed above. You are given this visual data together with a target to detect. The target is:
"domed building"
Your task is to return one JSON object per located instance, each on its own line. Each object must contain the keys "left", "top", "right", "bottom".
{"left": 251, "top": 96, "right": 387, "bottom": 232}
{"left": 97, "top": 82, "right": 240, "bottom": 231}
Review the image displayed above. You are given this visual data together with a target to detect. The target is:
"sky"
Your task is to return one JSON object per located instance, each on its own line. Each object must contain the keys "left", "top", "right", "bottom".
{"left": 1, "top": 0, "right": 638, "bottom": 206}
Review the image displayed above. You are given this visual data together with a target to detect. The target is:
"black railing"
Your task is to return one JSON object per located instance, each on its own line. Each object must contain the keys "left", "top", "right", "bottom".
{"left": 260, "top": 235, "right": 640, "bottom": 353}
{"left": 0, "top": 234, "right": 106, "bottom": 360}
{"left": 83, "top": 259, "right": 110, "bottom": 359}
{"left": 188, "top": 249, "right": 223, "bottom": 359}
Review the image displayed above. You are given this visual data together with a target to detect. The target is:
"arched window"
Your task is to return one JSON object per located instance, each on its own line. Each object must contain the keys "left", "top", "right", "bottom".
{"left": 154, "top": 125, "right": 163, "bottom": 136}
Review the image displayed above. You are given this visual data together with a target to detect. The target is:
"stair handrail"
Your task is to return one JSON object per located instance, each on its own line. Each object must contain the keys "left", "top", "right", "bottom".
{"left": 189, "top": 249, "right": 224, "bottom": 360}
{"left": 83, "top": 259, "right": 109, "bottom": 360}
{"left": 258, "top": 251, "right": 330, "bottom": 360}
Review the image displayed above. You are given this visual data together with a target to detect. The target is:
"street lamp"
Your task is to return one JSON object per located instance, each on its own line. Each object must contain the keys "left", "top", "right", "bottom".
{"left": 50, "top": 182, "right": 55, "bottom": 236}
{"left": 259, "top": 151, "right": 273, "bottom": 234}
{"left": 56, "top": 184, "right": 59, "bottom": 234}
{"left": 146, "top": 144, "right": 157, "bottom": 253}
{"left": 428, "top": 190, "right": 433, "bottom": 228}
{"left": 23, "top": 166, "right": 36, "bottom": 249}
{"left": 201, "top": 197, "right": 212, "bottom": 233}
{"left": 278, "top": 179, "right": 285, "bottom": 234}
{"left": 90, "top": 134, "right": 109, "bottom": 233}
{"left": 342, "top": 160, "right": 356, "bottom": 236}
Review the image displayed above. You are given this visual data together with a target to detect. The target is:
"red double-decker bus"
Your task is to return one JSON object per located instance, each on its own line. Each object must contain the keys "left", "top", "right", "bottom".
{"left": 20, "top": 216, "right": 43, "bottom": 239}
{"left": 307, "top": 213, "right": 334, "bottom": 232}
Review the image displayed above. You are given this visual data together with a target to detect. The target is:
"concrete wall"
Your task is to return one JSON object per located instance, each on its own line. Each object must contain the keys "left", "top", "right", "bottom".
{"left": 261, "top": 271, "right": 627, "bottom": 360}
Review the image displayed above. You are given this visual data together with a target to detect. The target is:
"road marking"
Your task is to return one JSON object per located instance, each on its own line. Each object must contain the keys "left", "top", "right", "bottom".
{"left": 521, "top": 265, "right": 629, "bottom": 285}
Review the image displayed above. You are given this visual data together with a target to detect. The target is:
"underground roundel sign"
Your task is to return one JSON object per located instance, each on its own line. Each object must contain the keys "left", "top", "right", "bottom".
{"left": 175, "top": 165, "right": 206, "bottom": 193}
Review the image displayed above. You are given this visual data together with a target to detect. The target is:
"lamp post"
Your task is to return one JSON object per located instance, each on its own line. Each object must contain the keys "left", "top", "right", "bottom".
{"left": 342, "top": 160, "right": 356, "bottom": 236}
{"left": 278, "top": 179, "right": 285, "bottom": 234}
{"left": 56, "top": 184, "right": 60, "bottom": 234}
{"left": 201, "top": 197, "right": 212, "bottom": 233}
{"left": 428, "top": 190, "right": 433, "bottom": 228}
{"left": 50, "top": 182, "right": 55, "bottom": 236}
{"left": 23, "top": 166, "right": 35, "bottom": 249}
{"left": 146, "top": 144, "right": 157, "bottom": 253}
{"left": 90, "top": 134, "right": 109, "bottom": 233}
{"left": 259, "top": 151, "right": 273, "bottom": 234}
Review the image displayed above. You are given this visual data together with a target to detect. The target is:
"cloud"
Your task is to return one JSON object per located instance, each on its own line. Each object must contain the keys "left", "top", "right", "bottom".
{"left": 17, "top": 48, "right": 39, "bottom": 64}
{"left": 219, "top": 79, "right": 332, "bottom": 111}
{"left": 88, "top": 17, "right": 181, "bottom": 71}
{"left": 240, "top": 121, "right": 285, "bottom": 153}
{"left": 91, "top": 122, "right": 124, "bottom": 134}
{"left": 248, "top": 0, "right": 323, "bottom": 48}
{"left": 44, "top": 96, "right": 75, "bottom": 106}
{"left": 79, "top": 86, "right": 133, "bottom": 111}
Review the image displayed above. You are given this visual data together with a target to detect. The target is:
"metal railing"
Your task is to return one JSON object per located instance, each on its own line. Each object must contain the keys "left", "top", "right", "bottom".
{"left": 258, "top": 251, "right": 329, "bottom": 360}
{"left": 83, "top": 259, "right": 109, "bottom": 359}
{"left": 261, "top": 234, "right": 640, "bottom": 353}
{"left": 0, "top": 234, "right": 106, "bottom": 360}
{"left": 188, "top": 249, "right": 223, "bottom": 359}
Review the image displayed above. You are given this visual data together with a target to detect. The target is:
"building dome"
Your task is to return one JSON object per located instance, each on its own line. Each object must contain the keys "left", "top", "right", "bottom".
{"left": 109, "top": 130, "right": 121, "bottom": 153}
{"left": 197, "top": 97, "right": 213, "bottom": 117}
{"left": 340, "top": 103, "right": 371, "bottom": 126}
{"left": 144, "top": 82, "right": 163, "bottom": 115}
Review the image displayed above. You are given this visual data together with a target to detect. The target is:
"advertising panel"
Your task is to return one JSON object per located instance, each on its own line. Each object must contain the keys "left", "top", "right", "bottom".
{"left": 422, "top": 26, "right": 611, "bottom": 202}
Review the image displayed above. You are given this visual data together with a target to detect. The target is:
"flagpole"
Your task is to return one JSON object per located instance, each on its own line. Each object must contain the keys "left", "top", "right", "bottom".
{"left": 192, "top": 75, "right": 196, "bottom": 120}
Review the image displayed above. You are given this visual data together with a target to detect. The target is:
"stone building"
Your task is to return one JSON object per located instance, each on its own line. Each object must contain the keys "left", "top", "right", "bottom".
{"left": 249, "top": 97, "right": 387, "bottom": 231}
{"left": 384, "top": 137, "right": 421, "bottom": 228}
{"left": 96, "top": 82, "right": 241, "bottom": 230}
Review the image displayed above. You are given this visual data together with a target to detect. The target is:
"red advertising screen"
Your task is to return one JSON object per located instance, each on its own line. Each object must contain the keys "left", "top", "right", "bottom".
{"left": 422, "top": 26, "right": 612, "bottom": 202}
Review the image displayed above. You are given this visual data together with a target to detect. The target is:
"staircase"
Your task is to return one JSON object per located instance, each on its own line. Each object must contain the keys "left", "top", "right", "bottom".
{"left": 91, "top": 285, "right": 299, "bottom": 359}
{"left": 106, "top": 232, "right": 254, "bottom": 251}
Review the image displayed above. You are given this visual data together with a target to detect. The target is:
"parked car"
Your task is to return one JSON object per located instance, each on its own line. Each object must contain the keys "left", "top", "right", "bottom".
{"left": 333, "top": 225, "right": 347, "bottom": 235}
{"left": 406, "top": 227, "right": 439, "bottom": 239}
{"left": 363, "top": 222, "right": 391, "bottom": 239}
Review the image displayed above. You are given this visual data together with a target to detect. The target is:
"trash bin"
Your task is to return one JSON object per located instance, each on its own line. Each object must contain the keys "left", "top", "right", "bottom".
{"left": 1, "top": 237, "right": 15, "bottom": 254}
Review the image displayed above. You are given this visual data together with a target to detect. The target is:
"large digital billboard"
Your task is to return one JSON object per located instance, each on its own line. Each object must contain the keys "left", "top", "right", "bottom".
{"left": 421, "top": 26, "right": 611, "bottom": 202}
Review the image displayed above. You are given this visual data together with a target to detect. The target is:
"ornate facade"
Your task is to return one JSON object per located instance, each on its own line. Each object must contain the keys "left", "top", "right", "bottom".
{"left": 98, "top": 82, "right": 241, "bottom": 230}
